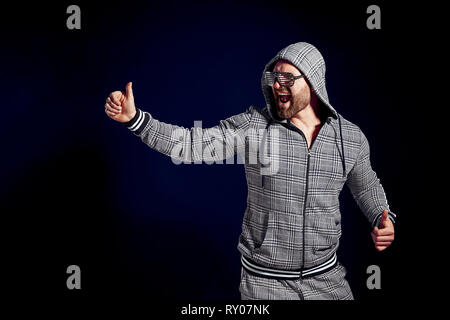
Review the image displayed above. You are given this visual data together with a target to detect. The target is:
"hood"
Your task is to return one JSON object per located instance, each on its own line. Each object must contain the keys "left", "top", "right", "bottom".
{"left": 260, "top": 42, "right": 347, "bottom": 176}
{"left": 261, "top": 42, "right": 337, "bottom": 122}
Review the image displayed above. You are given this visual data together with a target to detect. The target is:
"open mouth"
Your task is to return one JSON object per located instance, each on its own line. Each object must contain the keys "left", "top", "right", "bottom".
{"left": 278, "top": 94, "right": 291, "bottom": 104}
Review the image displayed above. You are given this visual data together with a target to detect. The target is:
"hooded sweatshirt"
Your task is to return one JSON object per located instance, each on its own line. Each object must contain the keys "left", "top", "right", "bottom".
{"left": 124, "top": 42, "right": 396, "bottom": 278}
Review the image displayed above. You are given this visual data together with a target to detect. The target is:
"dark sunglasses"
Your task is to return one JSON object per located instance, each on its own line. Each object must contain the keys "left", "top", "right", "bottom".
{"left": 264, "top": 71, "right": 305, "bottom": 87}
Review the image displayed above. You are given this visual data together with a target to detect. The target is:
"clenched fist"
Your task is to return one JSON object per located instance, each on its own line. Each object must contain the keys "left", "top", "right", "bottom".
{"left": 371, "top": 210, "right": 395, "bottom": 252}
{"left": 105, "top": 82, "right": 136, "bottom": 123}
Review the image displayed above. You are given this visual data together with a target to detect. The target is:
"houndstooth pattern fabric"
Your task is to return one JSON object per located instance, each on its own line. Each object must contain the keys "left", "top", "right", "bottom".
{"left": 132, "top": 106, "right": 391, "bottom": 270}
{"left": 126, "top": 42, "right": 394, "bottom": 288}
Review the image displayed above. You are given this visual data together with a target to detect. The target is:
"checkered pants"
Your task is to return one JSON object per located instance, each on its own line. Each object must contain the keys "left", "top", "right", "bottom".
{"left": 239, "top": 263, "right": 354, "bottom": 300}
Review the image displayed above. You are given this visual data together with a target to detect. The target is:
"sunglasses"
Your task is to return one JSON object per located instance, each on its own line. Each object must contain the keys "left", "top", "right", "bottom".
{"left": 264, "top": 71, "right": 305, "bottom": 87}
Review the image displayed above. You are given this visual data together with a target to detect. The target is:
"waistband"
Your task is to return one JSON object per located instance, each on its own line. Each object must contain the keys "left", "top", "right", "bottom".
{"left": 241, "top": 253, "right": 337, "bottom": 279}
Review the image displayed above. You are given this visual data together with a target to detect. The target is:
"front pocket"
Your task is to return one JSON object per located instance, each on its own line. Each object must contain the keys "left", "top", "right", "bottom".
{"left": 253, "top": 211, "right": 272, "bottom": 251}
{"left": 253, "top": 218, "right": 270, "bottom": 250}
{"left": 241, "top": 207, "right": 270, "bottom": 250}
{"left": 306, "top": 214, "right": 340, "bottom": 250}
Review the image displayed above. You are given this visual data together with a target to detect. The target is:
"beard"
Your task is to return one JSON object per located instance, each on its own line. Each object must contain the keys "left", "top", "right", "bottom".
{"left": 276, "top": 89, "right": 311, "bottom": 119}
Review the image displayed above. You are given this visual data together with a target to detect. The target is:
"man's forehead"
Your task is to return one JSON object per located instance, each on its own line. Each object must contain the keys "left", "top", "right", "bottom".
{"left": 273, "top": 60, "right": 301, "bottom": 75}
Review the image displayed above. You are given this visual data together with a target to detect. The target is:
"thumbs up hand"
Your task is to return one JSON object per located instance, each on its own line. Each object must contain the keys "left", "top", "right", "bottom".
{"left": 105, "top": 82, "right": 137, "bottom": 123}
{"left": 371, "top": 210, "right": 395, "bottom": 252}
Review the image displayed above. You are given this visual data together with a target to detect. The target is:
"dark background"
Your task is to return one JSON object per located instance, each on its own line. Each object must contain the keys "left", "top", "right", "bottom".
{"left": 0, "top": 0, "right": 433, "bottom": 308}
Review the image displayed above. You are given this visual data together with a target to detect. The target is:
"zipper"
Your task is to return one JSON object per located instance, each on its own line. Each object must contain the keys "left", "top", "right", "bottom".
{"left": 286, "top": 121, "right": 312, "bottom": 278}
{"left": 301, "top": 149, "right": 310, "bottom": 278}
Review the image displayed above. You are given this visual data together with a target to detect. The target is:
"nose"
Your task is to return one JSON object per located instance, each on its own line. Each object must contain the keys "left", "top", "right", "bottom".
{"left": 273, "top": 79, "right": 282, "bottom": 89}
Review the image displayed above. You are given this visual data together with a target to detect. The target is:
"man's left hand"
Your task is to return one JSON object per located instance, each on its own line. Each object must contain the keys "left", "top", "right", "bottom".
{"left": 371, "top": 210, "right": 395, "bottom": 252}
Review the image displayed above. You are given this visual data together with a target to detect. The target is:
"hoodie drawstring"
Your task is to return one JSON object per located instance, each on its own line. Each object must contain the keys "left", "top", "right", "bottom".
{"left": 328, "top": 114, "right": 347, "bottom": 177}
{"left": 337, "top": 115, "right": 347, "bottom": 176}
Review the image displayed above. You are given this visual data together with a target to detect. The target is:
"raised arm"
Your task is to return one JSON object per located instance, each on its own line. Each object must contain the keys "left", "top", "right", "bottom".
{"left": 105, "top": 82, "right": 254, "bottom": 164}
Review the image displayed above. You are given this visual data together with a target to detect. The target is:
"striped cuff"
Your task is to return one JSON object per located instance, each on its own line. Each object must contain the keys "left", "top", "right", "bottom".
{"left": 123, "top": 108, "right": 150, "bottom": 135}
{"left": 372, "top": 210, "right": 397, "bottom": 228}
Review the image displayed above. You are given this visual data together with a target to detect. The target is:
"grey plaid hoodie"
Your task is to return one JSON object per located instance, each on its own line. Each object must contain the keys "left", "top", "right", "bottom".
{"left": 124, "top": 42, "right": 395, "bottom": 278}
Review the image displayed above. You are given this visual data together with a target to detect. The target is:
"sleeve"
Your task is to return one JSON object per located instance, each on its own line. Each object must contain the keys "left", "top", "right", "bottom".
{"left": 346, "top": 130, "right": 396, "bottom": 228}
{"left": 123, "top": 107, "right": 256, "bottom": 164}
